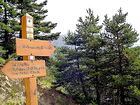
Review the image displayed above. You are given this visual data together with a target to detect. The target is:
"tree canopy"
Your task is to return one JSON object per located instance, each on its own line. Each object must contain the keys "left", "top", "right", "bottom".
{"left": 52, "top": 8, "right": 140, "bottom": 105}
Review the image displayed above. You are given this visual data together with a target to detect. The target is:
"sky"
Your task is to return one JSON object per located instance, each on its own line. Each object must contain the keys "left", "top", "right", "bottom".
{"left": 43, "top": 0, "right": 140, "bottom": 45}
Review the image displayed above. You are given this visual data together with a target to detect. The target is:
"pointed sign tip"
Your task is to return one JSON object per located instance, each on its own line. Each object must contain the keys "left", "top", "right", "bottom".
{"left": 1, "top": 60, "right": 46, "bottom": 79}
{"left": 25, "top": 13, "right": 32, "bottom": 18}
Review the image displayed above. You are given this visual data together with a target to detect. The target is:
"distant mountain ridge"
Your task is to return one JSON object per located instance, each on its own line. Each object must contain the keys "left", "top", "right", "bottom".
{"left": 53, "top": 35, "right": 65, "bottom": 47}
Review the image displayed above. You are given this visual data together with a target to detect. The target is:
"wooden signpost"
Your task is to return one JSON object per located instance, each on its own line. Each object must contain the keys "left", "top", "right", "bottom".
{"left": 22, "top": 13, "right": 34, "bottom": 39}
{"left": 1, "top": 60, "right": 46, "bottom": 79}
{"left": 1, "top": 13, "right": 55, "bottom": 105}
{"left": 16, "top": 38, "right": 55, "bottom": 56}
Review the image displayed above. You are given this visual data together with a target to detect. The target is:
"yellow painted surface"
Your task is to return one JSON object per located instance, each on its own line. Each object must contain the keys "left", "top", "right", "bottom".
{"left": 22, "top": 14, "right": 38, "bottom": 105}
{"left": 22, "top": 14, "right": 33, "bottom": 39}
{"left": 1, "top": 60, "right": 46, "bottom": 79}
{"left": 24, "top": 77, "right": 38, "bottom": 105}
{"left": 16, "top": 38, "right": 56, "bottom": 56}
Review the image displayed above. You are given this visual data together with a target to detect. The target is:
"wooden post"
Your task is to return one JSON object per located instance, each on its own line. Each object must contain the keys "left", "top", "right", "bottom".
{"left": 22, "top": 13, "right": 38, "bottom": 105}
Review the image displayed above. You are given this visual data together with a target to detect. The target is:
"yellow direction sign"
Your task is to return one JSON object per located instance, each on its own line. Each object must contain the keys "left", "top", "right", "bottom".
{"left": 1, "top": 60, "right": 46, "bottom": 79}
{"left": 16, "top": 38, "right": 56, "bottom": 56}
{"left": 22, "top": 13, "right": 34, "bottom": 39}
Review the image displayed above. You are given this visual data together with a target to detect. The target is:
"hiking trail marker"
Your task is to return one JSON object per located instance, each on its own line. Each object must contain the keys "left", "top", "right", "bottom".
{"left": 1, "top": 13, "right": 55, "bottom": 105}
{"left": 1, "top": 60, "right": 46, "bottom": 79}
{"left": 16, "top": 38, "right": 55, "bottom": 56}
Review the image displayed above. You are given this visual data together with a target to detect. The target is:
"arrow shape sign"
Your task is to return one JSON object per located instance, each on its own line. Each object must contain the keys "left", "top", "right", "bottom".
{"left": 16, "top": 38, "right": 56, "bottom": 56}
{"left": 1, "top": 60, "right": 46, "bottom": 79}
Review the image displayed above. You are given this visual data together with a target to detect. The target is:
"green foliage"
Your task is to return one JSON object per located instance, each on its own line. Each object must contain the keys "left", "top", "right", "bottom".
{"left": 102, "top": 8, "right": 139, "bottom": 105}
{"left": 0, "top": 46, "right": 6, "bottom": 66}
{"left": 0, "top": 0, "right": 19, "bottom": 59}
{"left": 129, "top": 86, "right": 140, "bottom": 96}
{"left": 0, "top": 74, "right": 24, "bottom": 105}
{"left": 0, "top": 1, "right": 140, "bottom": 104}
{"left": 0, "top": 0, "right": 60, "bottom": 59}
{"left": 0, "top": 0, "right": 60, "bottom": 104}
{"left": 16, "top": 0, "right": 60, "bottom": 40}
{"left": 53, "top": 9, "right": 104, "bottom": 105}
{"left": 52, "top": 8, "right": 140, "bottom": 105}
{"left": 38, "top": 67, "right": 56, "bottom": 88}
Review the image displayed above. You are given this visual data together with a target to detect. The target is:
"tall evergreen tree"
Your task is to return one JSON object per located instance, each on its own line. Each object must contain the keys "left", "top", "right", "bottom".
{"left": 74, "top": 9, "right": 106, "bottom": 105}
{"left": 54, "top": 33, "right": 91, "bottom": 104}
{"left": 0, "top": 0, "right": 20, "bottom": 59}
{"left": 54, "top": 9, "right": 104, "bottom": 105}
{"left": 102, "top": 8, "right": 139, "bottom": 105}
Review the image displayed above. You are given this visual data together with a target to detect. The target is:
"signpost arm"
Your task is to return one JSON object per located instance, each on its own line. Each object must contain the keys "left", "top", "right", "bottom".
{"left": 22, "top": 14, "right": 38, "bottom": 105}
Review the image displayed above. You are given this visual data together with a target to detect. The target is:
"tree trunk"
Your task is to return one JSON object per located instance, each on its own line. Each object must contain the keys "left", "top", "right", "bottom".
{"left": 95, "top": 84, "right": 101, "bottom": 105}
{"left": 4, "top": 0, "right": 9, "bottom": 59}
{"left": 79, "top": 76, "right": 90, "bottom": 104}
{"left": 120, "top": 87, "right": 125, "bottom": 105}
{"left": 93, "top": 50, "right": 101, "bottom": 105}
{"left": 117, "top": 33, "right": 125, "bottom": 105}
{"left": 75, "top": 45, "right": 89, "bottom": 104}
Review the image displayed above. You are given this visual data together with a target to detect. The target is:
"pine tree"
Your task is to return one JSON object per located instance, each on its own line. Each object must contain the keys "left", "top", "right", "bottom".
{"left": 75, "top": 9, "right": 105, "bottom": 105}
{"left": 0, "top": 0, "right": 20, "bottom": 59}
{"left": 102, "top": 8, "right": 139, "bottom": 105}
{"left": 16, "top": 0, "right": 60, "bottom": 40}
{"left": 54, "top": 34, "right": 92, "bottom": 104}
{"left": 54, "top": 9, "right": 104, "bottom": 105}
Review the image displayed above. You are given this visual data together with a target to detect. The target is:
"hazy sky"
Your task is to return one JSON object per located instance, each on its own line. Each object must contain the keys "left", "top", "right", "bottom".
{"left": 42, "top": 0, "right": 140, "bottom": 44}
